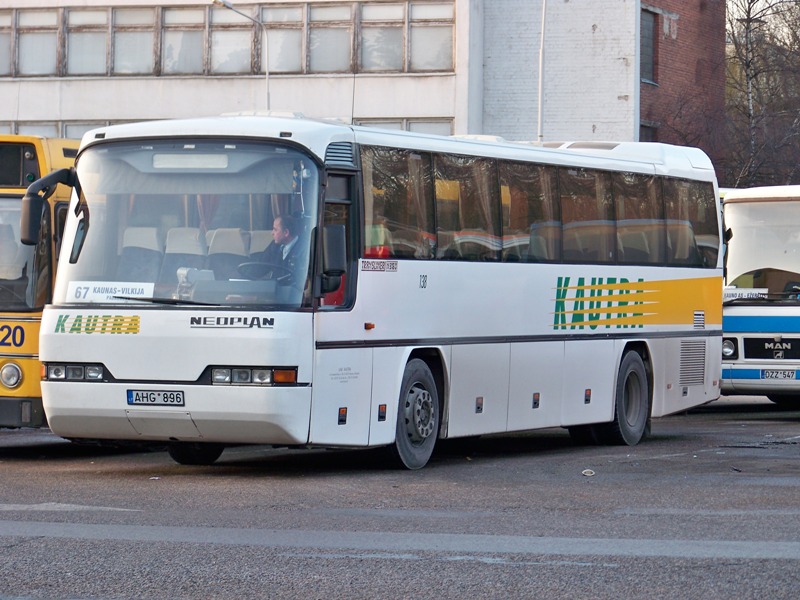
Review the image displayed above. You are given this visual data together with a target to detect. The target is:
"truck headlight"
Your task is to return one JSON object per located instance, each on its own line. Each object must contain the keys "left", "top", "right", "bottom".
{"left": 722, "top": 339, "right": 737, "bottom": 359}
{"left": 0, "top": 363, "right": 22, "bottom": 389}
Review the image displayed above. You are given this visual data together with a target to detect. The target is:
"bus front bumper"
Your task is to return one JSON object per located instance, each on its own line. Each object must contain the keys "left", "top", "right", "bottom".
{"left": 0, "top": 396, "right": 45, "bottom": 428}
{"left": 721, "top": 364, "right": 800, "bottom": 395}
{"left": 42, "top": 382, "right": 312, "bottom": 445}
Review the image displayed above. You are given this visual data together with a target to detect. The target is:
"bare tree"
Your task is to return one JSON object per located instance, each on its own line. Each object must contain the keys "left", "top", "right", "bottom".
{"left": 721, "top": 0, "right": 800, "bottom": 187}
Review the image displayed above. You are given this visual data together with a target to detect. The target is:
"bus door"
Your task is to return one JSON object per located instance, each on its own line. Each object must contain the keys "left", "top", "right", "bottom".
{"left": 310, "top": 173, "right": 378, "bottom": 447}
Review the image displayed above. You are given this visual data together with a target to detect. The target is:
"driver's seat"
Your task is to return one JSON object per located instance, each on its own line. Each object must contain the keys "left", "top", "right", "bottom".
{"left": 249, "top": 230, "right": 274, "bottom": 263}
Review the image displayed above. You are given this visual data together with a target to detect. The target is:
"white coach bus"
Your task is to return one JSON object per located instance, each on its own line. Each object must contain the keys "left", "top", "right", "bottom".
{"left": 722, "top": 185, "right": 800, "bottom": 406}
{"left": 20, "top": 115, "right": 722, "bottom": 468}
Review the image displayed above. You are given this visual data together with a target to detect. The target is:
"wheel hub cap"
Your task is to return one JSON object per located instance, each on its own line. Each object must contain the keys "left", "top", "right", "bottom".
{"left": 404, "top": 383, "right": 434, "bottom": 444}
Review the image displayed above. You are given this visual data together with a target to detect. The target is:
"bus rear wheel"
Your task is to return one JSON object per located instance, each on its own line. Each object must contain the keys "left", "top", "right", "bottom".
{"left": 167, "top": 442, "right": 225, "bottom": 465}
{"left": 389, "top": 359, "right": 440, "bottom": 470}
{"left": 597, "top": 351, "right": 650, "bottom": 446}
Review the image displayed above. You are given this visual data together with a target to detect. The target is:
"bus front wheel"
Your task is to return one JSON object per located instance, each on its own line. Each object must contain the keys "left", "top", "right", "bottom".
{"left": 167, "top": 442, "right": 225, "bottom": 466}
{"left": 390, "top": 359, "right": 440, "bottom": 470}
{"left": 597, "top": 351, "right": 650, "bottom": 446}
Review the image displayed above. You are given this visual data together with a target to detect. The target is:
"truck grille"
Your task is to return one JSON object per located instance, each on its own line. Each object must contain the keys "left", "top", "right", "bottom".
{"left": 743, "top": 338, "right": 800, "bottom": 360}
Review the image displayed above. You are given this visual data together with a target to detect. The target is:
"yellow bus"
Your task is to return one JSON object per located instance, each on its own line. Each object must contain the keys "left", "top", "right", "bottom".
{"left": 0, "top": 135, "right": 78, "bottom": 428}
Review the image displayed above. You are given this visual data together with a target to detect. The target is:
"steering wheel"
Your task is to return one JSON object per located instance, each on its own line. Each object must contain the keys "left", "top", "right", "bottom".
{"left": 236, "top": 262, "right": 292, "bottom": 280}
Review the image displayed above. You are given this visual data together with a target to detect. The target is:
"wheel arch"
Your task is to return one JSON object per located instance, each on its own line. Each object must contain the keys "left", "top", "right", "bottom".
{"left": 407, "top": 347, "right": 447, "bottom": 436}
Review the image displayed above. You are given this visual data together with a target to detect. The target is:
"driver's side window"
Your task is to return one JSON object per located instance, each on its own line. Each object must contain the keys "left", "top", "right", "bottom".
{"left": 321, "top": 175, "right": 353, "bottom": 307}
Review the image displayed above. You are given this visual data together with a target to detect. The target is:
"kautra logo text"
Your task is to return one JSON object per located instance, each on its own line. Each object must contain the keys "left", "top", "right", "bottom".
{"left": 553, "top": 276, "right": 647, "bottom": 330}
{"left": 54, "top": 314, "right": 140, "bottom": 334}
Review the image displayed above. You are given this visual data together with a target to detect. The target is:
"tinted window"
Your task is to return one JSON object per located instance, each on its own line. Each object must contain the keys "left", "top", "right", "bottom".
{"left": 361, "top": 145, "right": 435, "bottom": 259}
{"left": 559, "top": 167, "right": 615, "bottom": 263}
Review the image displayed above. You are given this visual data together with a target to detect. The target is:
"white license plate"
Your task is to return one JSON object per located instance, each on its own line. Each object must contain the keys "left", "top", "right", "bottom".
{"left": 761, "top": 370, "right": 796, "bottom": 380}
{"left": 127, "top": 390, "right": 185, "bottom": 406}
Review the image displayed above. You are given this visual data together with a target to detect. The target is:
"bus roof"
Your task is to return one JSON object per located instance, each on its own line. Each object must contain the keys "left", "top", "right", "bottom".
{"left": 722, "top": 185, "right": 800, "bottom": 204}
{"left": 80, "top": 114, "right": 716, "bottom": 182}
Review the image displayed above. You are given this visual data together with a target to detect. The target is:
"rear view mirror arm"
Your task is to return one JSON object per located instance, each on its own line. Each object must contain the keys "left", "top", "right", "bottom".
{"left": 20, "top": 167, "right": 77, "bottom": 246}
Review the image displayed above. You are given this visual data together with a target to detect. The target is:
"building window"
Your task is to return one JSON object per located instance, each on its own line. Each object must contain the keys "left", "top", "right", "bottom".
{"left": 17, "top": 122, "right": 59, "bottom": 137}
{"left": 409, "top": 120, "right": 452, "bottom": 135}
{"left": 113, "top": 8, "right": 155, "bottom": 75}
{"left": 67, "top": 10, "right": 109, "bottom": 75}
{"left": 3, "top": 2, "right": 455, "bottom": 79}
{"left": 0, "top": 11, "right": 11, "bottom": 76}
{"left": 261, "top": 6, "right": 305, "bottom": 73}
{"left": 162, "top": 8, "right": 205, "bottom": 75}
{"left": 64, "top": 123, "right": 102, "bottom": 139}
{"left": 309, "top": 5, "right": 353, "bottom": 72}
{"left": 210, "top": 5, "right": 253, "bottom": 74}
{"left": 409, "top": 2, "right": 453, "bottom": 71}
{"left": 640, "top": 124, "right": 657, "bottom": 142}
{"left": 360, "top": 3, "right": 404, "bottom": 72}
{"left": 640, "top": 9, "right": 656, "bottom": 83}
{"left": 17, "top": 10, "right": 59, "bottom": 76}
{"left": 357, "top": 119, "right": 453, "bottom": 136}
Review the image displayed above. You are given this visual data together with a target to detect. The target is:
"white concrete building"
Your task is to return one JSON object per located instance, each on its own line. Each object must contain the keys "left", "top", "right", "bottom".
{"left": 0, "top": 0, "right": 642, "bottom": 142}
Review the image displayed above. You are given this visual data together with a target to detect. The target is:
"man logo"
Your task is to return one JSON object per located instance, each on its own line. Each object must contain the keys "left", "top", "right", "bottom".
{"left": 774, "top": 350, "right": 785, "bottom": 360}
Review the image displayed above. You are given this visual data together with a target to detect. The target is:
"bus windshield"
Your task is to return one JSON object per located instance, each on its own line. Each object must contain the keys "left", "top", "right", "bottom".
{"left": 54, "top": 139, "right": 320, "bottom": 308}
{"left": 725, "top": 200, "right": 800, "bottom": 297}
{"left": 0, "top": 198, "right": 41, "bottom": 310}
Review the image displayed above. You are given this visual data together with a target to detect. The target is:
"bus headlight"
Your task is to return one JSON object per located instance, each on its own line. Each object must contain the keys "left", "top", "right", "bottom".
{"left": 212, "top": 368, "right": 231, "bottom": 384}
{"left": 85, "top": 365, "right": 104, "bottom": 380}
{"left": 211, "top": 367, "right": 283, "bottom": 385}
{"left": 722, "top": 339, "right": 737, "bottom": 359}
{"left": 48, "top": 365, "right": 66, "bottom": 380}
{"left": 46, "top": 364, "right": 104, "bottom": 381}
{"left": 1, "top": 363, "right": 22, "bottom": 389}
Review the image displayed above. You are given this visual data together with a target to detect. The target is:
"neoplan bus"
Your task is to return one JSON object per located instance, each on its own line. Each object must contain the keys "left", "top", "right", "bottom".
{"left": 0, "top": 135, "right": 78, "bottom": 428}
{"left": 722, "top": 185, "right": 800, "bottom": 407}
{"left": 20, "top": 115, "right": 722, "bottom": 468}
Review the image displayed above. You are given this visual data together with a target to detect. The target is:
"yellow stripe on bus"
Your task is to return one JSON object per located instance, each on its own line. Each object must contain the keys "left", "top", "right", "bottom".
{"left": 553, "top": 276, "right": 722, "bottom": 328}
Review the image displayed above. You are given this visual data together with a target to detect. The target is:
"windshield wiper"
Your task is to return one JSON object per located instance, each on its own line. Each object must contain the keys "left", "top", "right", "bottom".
{"left": 724, "top": 296, "right": 768, "bottom": 306}
{"left": 111, "top": 295, "right": 219, "bottom": 306}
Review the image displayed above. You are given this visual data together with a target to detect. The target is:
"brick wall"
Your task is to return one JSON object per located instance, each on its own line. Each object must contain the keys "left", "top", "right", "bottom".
{"left": 482, "top": 0, "right": 725, "bottom": 155}
{"left": 640, "top": 0, "right": 726, "bottom": 159}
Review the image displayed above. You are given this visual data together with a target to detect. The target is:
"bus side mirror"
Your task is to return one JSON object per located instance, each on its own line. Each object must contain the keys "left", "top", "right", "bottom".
{"left": 20, "top": 193, "right": 43, "bottom": 246}
{"left": 20, "top": 167, "right": 77, "bottom": 245}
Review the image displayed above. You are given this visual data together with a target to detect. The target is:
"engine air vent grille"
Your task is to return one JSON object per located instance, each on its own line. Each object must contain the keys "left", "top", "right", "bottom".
{"left": 325, "top": 142, "right": 356, "bottom": 167}
{"left": 680, "top": 340, "right": 706, "bottom": 386}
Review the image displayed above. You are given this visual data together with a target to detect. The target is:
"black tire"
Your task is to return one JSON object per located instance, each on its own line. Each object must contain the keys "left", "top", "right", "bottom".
{"left": 167, "top": 442, "right": 225, "bottom": 466}
{"left": 767, "top": 394, "right": 800, "bottom": 408}
{"left": 389, "top": 359, "right": 440, "bottom": 470}
{"left": 597, "top": 351, "right": 650, "bottom": 446}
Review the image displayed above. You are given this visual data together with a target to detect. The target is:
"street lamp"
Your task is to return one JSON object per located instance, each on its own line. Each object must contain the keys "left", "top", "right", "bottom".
{"left": 537, "top": 0, "right": 547, "bottom": 143}
{"left": 212, "top": 0, "right": 270, "bottom": 110}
